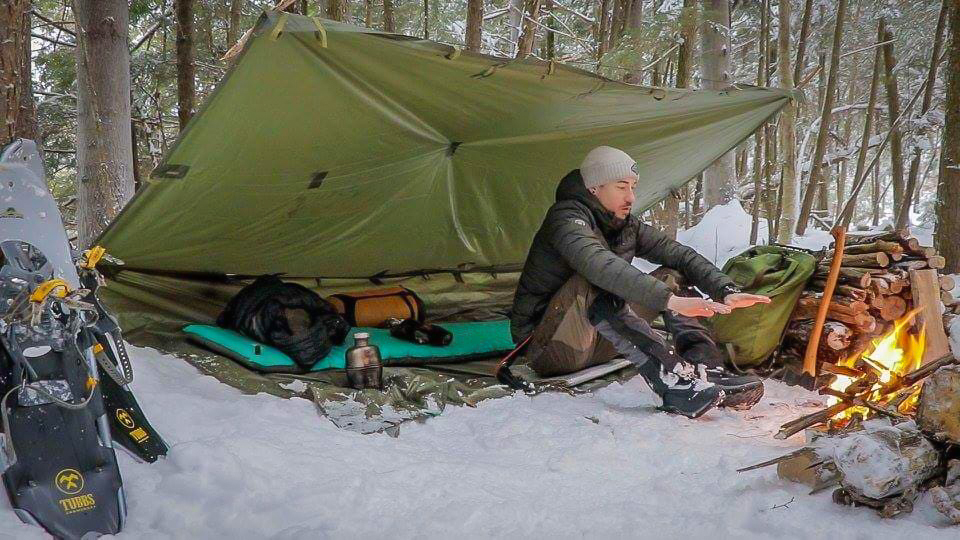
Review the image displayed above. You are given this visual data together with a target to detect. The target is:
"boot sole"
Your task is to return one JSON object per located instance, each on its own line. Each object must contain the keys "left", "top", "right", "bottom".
{"left": 717, "top": 382, "right": 764, "bottom": 410}
{"left": 658, "top": 389, "right": 724, "bottom": 419}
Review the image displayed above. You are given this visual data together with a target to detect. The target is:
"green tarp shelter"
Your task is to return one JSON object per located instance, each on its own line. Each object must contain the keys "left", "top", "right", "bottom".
{"left": 96, "top": 11, "right": 792, "bottom": 401}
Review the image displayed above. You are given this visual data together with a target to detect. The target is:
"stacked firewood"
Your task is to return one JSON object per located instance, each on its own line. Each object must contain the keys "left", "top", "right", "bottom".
{"left": 783, "top": 230, "right": 954, "bottom": 365}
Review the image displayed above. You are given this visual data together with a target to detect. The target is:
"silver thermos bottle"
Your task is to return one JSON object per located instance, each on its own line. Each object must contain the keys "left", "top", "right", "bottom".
{"left": 345, "top": 332, "right": 383, "bottom": 390}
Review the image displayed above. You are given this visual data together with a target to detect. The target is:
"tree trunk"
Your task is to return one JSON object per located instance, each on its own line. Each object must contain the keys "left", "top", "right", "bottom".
{"left": 423, "top": 0, "right": 429, "bottom": 38}
{"left": 508, "top": 0, "right": 524, "bottom": 56}
{"left": 74, "top": 0, "right": 135, "bottom": 247}
{"left": 840, "top": 32, "right": 881, "bottom": 228}
{"left": 750, "top": 0, "right": 768, "bottom": 245}
{"left": 516, "top": 0, "right": 542, "bottom": 58}
{"left": 793, "top": 0, "right": 813, "bottom": 83}
{"left": 937, "top": 0, "right": 960, "bottom": 274}
{"left": 627, "top": 0, "right": 643, "bottom": 30}
{"left": 466, "top": 0, "right": 483, "bottom": 51}
{"left": 0, "top": 0, "right": 31, "bottom": 146}
{"left": 228, "top": 0, "right": 242, "bottom": 48}
{"left": 898, "top": 0, "right": 948, "bottom": 229}
{"left": 776, "top": 0, "right": 797, "bottom": 243}
{"left": 383, "top": 0, "right": 395, "bottom": 32}
{"left": 608, "top": 0, "right": 627, "bottom": 51}
{"left": 328, "top": 0, "right": 346, "bottom": 21}
{"left": 597, "top": 0, "right": 612, "bottom": 61}
{"left": 699, "top": 0, "right": 735, "bottom": 208}
{"left": 796, "top": 0, "right": 846, "bottom": 236}
{"left": 14, "top": 5, "right": 37, "bottom": 142}
{"left": 880, "top": 18, "right": 906, "bottom": 224}
{"left": 544, "top": 0, "right": 555, "bottom": 59}
{"left": 365, "top": 0, "right": 372, "bottom": 27}
{"left": 175, "top": 0, "right": 195, "bottom": 131}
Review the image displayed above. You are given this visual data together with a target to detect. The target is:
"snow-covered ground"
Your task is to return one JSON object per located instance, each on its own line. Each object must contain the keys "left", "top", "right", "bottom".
{"left": 3, "top": 345, "right": 957, "bottom": 539}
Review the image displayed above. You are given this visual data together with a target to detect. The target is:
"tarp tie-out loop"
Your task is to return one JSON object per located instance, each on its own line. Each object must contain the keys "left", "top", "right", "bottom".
{"left": 269, "top": 13, "right": 289, "bottom": 41}
{"left": 473, "top": 63, "right": 507, "bottom": 79}
{"left": 445, "top": 46, "right": 461, "bottom": 60}
{"left": 310, "top": 17, "right": 328, "bottom": 47}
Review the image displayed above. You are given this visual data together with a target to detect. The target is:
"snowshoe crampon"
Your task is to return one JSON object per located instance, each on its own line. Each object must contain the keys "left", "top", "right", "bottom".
{"left": 0, "top": 139, "right": 161, "bottom": 538}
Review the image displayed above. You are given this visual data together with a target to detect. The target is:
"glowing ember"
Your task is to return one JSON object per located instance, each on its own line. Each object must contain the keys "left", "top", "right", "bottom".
{"left": 826, "top": 309, "right": 927, "bottom": 423}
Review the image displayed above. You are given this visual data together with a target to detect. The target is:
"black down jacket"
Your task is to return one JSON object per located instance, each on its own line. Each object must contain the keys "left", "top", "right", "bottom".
{"left": 509, "top": 169, "right": 736, "bottom": 342}
{"left": 217, "top": 275, "right": 350, "bottom": 369}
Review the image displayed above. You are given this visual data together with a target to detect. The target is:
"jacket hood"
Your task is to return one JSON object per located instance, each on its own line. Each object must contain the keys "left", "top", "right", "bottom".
{"left": 555, "top": 169, "right": 629, "bottom": 235}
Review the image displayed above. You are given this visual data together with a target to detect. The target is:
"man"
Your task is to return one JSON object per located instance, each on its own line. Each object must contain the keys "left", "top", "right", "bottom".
{"left": 510, "top": 146, "right": 770, "bottom": 418}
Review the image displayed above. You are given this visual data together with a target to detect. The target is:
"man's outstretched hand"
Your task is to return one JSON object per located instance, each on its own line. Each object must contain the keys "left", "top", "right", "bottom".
{"left": 724, "top": 292, "right": 772, "bottom": 309}
{"left": 666, "top": 295, "right": 732, "bottom": 317}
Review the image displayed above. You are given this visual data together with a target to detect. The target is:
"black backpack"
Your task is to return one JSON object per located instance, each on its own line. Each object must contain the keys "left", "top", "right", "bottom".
{"left": 217, "top": 275, "right": 350, "bottom": 369}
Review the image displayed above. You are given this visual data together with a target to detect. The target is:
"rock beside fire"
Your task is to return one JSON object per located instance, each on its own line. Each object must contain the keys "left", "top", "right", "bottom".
{"left": 916, "top": 365, "right": 960, "bottom": 444}
{"left": 833, "top": 421, "right": 940, "bottom": 500}
{"left": 931, "top": 460, "right": 960, "bottom": 524}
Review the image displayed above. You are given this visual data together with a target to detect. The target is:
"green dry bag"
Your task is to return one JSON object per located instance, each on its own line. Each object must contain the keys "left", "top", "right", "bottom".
{"left": 710, "top": 245, "right": 818, "bottom": 367}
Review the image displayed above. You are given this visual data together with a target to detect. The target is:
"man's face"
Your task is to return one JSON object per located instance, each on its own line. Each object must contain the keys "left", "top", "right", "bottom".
{"left": 589, "top": 177, "right": 637, "bottom": 219}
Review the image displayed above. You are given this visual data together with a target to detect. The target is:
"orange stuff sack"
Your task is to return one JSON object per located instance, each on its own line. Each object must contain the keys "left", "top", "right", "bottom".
{"left": 327, "top": 287, "right": 424, "bottom": 328}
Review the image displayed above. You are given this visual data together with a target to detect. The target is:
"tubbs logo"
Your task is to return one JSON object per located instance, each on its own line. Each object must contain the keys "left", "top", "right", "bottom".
{"left": 631, "top": 162, "right": 638, "bottom": 175}
{"left": 59, "top": 494, "right": 96, "bottom": 515}
{"left": 55, "top": 469, "right": 84, "bottom": 495}
{"left": 116, "top": 408, "right": 136, "bottom": 429}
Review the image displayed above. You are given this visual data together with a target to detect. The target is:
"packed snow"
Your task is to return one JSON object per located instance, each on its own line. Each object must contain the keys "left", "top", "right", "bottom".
{"left": 2, "top": 345, "right": 956, "bottom": 538}
{"left": 3, "top": 202, "right": 956, "bottom": 538}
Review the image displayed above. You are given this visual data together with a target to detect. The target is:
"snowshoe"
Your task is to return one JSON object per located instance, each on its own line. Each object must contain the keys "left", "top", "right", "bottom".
{"left": 76, "top": 248, "right": 168, "bottom": 463}
{"left": 0, "top": 139, "right": 142, "bottom": 538}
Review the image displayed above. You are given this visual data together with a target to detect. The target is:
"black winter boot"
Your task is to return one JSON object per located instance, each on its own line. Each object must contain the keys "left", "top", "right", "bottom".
{"left": 636, "top": 360, "right": 725, "bottom": 419}
{"left": 665, "top": 311, "right": 764, "bottom": 410}
{"left": 703, "top": 366, "right": 764, "bottom": 410}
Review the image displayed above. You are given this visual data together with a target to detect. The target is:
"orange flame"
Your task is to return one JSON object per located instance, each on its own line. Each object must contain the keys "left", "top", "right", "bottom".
{"left": 826, "top": 308, "right": 927, "bottom": 422}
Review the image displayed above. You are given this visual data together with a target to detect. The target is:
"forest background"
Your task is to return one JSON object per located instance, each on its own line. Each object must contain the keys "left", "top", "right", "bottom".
{"left": 1, "top": 0, "right": 958, "bottom": 273}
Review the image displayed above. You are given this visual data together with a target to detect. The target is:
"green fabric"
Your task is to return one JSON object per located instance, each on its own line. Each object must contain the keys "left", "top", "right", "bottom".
{"left": 182, "top": 320, "right": 515, "bottom": 373}
{"left": 96, "top": 10, "right": 791, "bottom": 282}
{"left": 710, "top": 246, "right": 817, "bottom": 367}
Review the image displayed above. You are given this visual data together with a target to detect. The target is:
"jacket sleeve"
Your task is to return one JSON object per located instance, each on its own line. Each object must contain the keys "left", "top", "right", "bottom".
{"left": 633, "top": 222, "right": 736, "bottom": 300}
{"left": 544, "top": 208, "right": 673, "bottom": 314}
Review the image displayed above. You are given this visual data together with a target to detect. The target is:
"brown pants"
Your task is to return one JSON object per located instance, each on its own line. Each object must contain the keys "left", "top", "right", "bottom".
{"left": 526, "top": 275, "right": 619, "bottom": 377}
{"left": 526, "top": 269, "right": 721, "bottom": 377}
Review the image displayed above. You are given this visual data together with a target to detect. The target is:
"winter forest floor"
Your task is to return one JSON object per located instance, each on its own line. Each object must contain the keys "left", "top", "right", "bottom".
{"left": 3, "top": 203, "right": 957, "bottom": 539}
{"left": 2, "top": 346, "right": 957, "bottom": 539}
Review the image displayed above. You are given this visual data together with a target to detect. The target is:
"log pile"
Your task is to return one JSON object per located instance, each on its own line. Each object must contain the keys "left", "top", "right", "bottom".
{"left": 783, "top": 230, "right": 955, "bottom": 367}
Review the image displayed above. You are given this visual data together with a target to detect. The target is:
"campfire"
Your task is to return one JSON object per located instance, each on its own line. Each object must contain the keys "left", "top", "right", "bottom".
{"left": 741, "top": 229, "right": 960, "bottom": 523}
{"left": 822, "top": 310, "right": 926, "bottom": 427}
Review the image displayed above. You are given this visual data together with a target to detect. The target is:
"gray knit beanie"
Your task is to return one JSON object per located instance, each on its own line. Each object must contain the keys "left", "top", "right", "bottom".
{"left": 580, "top": 146, "right": 639, "bottom": 189}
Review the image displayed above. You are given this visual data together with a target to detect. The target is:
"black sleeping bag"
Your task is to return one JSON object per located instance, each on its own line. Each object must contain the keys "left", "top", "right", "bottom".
{"left": 217, "top": 275, "right": 350, "bottom": 369}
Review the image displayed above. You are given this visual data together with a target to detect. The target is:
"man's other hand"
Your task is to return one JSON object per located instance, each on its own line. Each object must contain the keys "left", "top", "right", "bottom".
{"left": 666, "top": 295, "right": 732, "bottom": 317}
{"left": 724, "top": 293, "right": 772, "bottom": 309}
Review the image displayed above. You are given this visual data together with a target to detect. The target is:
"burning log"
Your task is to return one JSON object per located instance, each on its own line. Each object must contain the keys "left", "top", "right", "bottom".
{"left": 915, "top": 364, "right": 960, "bottom": 444}
{"left": 775, "top": 354, "right": 958, "bottom": 440}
